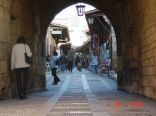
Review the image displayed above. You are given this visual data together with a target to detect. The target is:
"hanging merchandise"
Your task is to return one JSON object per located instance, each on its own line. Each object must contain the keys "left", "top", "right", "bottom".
{"left": 91, "top": 35, "right": 95, "bottom": 49}
{"left": 92, "top": 34, "right": 98, "bottom": 49}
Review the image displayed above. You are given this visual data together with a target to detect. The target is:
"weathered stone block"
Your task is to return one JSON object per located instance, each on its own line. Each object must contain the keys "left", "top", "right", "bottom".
{"left": 0, "top": 6, "right": 4, "bottom": 20}
{"left": 149, "top": 41, "right": 156, "bottom": 50}
{"left": 3, "top": 8, "right": 10, "bottom": 23}
{"left": 3, "top": 0, "right": 11, "bottom": 8}
{"left": 146, "top": 66, "right": 154, "bottom": 75}
{"left": 11, "top": 18, "right": 22, "bottom": 34}
{"left": 142, "top": 34, "right": 155, "bottom": 48}
{"left": 149, "top": 77, "right": 156, "bottom": 87}
{"left": 0, "top": 24, "right": 10, "bottom": 41}
{"left": 143, "top": 87, "right": 156, "bottom": 100}
{"left": 0, "top": 61, "right": 7, "bottom": 73}
{"left": 142, "top": 78, "right": 148, "bottom": 86}
{"left": 0, "top": 0, "right": 2, "bottom": 6}
{"left": 13, "top": 1, "right": 22, "bottom": 17}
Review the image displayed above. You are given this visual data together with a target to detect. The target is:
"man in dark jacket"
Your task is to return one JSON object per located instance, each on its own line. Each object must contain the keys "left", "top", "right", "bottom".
{"left": 59, "top": 54, "right": 66, "bottom": 72}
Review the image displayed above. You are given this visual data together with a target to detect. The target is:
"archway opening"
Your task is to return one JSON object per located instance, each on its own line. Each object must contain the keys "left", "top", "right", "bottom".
{"left": 45, "top": 3, "right": 117, "bottom": 89}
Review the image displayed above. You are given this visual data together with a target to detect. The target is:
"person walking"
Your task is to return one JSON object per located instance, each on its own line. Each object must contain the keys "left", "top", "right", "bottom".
{"left": 59, "top": 54, "right": 67, "bottom": 72}
{"left": 90, "top": 52, "right": 98, "bottom": 74}
{"left": 66, "top": 53, "right": 74, "bottom": 72}
{"left": 11, "top": 36, "right": 32, "bottom": 100}
{"left": 75, "top": 55, "right": 80, "bottom": 68}
{"left": 66, "top": 49, "right": 74, "bottom": 72}
{"left": 75, "top": 55, "right": 82, "bottom": 71}
{"left": 50, "top": 51, "right": 60, "bottom": 85}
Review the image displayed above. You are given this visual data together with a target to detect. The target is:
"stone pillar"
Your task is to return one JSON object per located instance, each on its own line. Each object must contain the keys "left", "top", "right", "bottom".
{"left": 33, "top": 1, "right": 46, "bottom": 91}
{"left": 0, "top": 0, "right": 12, "bottom": 98}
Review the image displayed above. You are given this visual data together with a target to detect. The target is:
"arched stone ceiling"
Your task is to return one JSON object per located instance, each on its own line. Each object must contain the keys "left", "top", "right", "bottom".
{"left": 35, "top": 0, "right": 124, "bottom": 39}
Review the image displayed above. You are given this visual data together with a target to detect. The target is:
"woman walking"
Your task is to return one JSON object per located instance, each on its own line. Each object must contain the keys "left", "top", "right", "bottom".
{"left": 11, "top": 36, "right": 32, "bottom": 99}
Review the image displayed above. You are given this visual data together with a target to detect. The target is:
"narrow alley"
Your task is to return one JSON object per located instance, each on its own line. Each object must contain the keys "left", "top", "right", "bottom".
{"left": 0, "top": 69, "right": 156, "bottom": 116}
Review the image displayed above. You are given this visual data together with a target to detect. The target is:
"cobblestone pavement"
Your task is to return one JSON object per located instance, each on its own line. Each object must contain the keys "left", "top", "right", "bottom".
{"left": 0, "top": 69, "right": 156, "bottom": 116}
{"left": 0, "top": 71, "right": 65, "bottom": 116}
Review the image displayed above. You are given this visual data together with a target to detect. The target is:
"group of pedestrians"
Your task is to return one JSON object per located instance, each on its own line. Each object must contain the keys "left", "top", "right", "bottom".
{"left": 74, "top": 53, "right": 98, "bottom": 74}
{"left": 11, "top": 35, "right": 99, "bottom": 100}
{"left": 45, "top": 49, "right": 75, "bottom": 86}
{"left": 50, "top": 49, "right": 75, "bottom": 73}
{"left": 48, "top": 50, "right": 99, "bottom": 85}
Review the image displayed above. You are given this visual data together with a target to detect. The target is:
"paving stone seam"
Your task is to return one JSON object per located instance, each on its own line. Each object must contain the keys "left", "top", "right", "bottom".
{"left": 30, "top": 75, "right": 71, "bottom": 116}
{"left": 81, "top": 74, "right": 110, "bottom": 116}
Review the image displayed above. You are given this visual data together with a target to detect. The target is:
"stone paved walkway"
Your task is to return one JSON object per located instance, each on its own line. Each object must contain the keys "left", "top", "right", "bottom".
{"left": 0, "top": 69, "right": 156, "bottom": 116}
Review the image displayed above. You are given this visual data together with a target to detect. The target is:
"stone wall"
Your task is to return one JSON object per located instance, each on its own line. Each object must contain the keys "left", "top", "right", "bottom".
{"left": 0, "top": 0, "right": 13, "bottom": 98}
{"left": 139, "top": 0, "right": 156, "bottom": 100}
{"left": 0, "top": 0, "right": 36, "bottom": 98}
{"left": 122, "top": 0, "right": 156, "bottom": 99}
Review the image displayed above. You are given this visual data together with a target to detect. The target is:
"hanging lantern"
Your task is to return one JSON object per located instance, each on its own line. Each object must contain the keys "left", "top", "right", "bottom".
{"left": 76, "top": 3, "right": 85, "bottom": 16}
{"left": 88, "top": 17, "right": 94, "bottom": 24}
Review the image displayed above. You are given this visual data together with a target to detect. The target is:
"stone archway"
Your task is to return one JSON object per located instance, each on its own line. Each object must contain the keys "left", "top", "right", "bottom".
{"left": 29, "top": 0, "right": 156, "bottom": 100}
{"left": 34, "top": 0, "right": 125, "bottom": 93}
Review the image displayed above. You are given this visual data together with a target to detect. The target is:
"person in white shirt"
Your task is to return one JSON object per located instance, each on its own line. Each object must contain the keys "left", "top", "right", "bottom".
{"left": 11, "top": 36, "right": 32, "bottom": 99}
